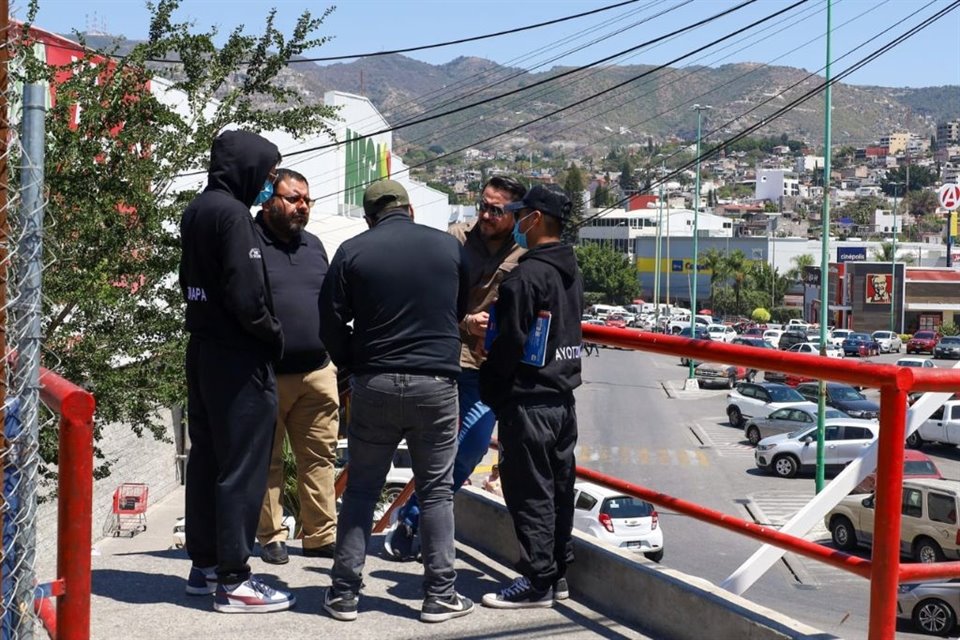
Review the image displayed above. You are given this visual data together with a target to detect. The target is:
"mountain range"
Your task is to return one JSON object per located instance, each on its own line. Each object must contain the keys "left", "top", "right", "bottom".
{"left": 80, "top": 33, "right": 960, "bottom": 154}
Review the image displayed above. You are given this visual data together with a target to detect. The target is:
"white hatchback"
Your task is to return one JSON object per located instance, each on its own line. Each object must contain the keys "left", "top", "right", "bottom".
{"left": 573, "top": 481, "right": 664, "bottom": 562}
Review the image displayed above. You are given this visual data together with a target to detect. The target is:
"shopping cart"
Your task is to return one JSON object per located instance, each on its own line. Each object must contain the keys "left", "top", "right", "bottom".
{"left": 103, "top": 483, "right": 149, "bottom": 537}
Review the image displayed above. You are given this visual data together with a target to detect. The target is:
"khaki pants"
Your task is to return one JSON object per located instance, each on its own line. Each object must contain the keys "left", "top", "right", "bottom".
{"left": 258, "top": 363, "right": 340, "bottom": 548}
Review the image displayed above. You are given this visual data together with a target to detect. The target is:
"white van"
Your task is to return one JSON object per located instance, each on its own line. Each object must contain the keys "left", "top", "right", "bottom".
{"left": 588, "top": 304, "right": 628, "bottom": 320}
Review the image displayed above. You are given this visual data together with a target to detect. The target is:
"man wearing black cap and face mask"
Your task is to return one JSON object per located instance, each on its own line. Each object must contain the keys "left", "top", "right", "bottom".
{"left": 179, "top": 129, "right": 294, "bottom": 613}
{"left": 479, "top": 184, "right": 584, "bottom": 609}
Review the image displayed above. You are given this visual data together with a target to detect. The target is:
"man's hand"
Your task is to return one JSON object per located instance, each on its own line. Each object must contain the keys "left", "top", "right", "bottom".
{"left": 465, "top": 311, "right": 489, "bottom": 337}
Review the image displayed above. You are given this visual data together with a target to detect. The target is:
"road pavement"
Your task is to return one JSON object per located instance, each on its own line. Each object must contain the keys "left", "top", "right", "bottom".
{"left": 573, "top": 344, "right": 958, "bottom": 639}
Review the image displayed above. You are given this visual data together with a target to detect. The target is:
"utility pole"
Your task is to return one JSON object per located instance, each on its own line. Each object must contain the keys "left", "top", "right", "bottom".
{"left": 890, "top": 183, "right": 901, "bottom": 333}
{"left": 686, "top": 104, "right": 711, "bottom": 386}
{"left": 815, "top": 0, "right": 833, "bottom": 494}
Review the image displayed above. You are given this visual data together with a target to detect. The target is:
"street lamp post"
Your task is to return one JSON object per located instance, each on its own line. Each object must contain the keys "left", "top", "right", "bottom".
{"left": 687, "top": 104, "right": 711, "bottom": 384}
{"left": 890, "top": 183, "right": 901, "bottom": 333}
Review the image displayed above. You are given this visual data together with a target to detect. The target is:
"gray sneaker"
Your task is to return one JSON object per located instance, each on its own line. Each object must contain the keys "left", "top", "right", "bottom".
{"left": 420, "top": 592, "right": 475, "bottom": 623}
{"left": 323, "top": 587, "right": 358, "bottom": 621}
{"left": 553, "top": 577, "right": 569, "bottom": 601}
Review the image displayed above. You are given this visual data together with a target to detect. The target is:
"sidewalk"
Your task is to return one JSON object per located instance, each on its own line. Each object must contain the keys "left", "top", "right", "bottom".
{"left": 87, "top": 486, "right": 644, "bottom": 640}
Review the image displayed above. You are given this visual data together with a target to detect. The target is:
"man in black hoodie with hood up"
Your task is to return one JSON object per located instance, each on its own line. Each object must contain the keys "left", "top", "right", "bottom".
{"left": 479, "top": 184, "right": 584, "bottom": 609}
{"left": 179, "top": 130, "right": 294, "bottom": 613}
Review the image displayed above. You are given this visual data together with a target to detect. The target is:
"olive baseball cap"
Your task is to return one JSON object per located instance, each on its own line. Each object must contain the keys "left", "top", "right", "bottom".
{"left": 362, "top": 179, "right": 410, "bottom": 217}
{"left": 503, "top": 184, "right": 573, "bottom": 221}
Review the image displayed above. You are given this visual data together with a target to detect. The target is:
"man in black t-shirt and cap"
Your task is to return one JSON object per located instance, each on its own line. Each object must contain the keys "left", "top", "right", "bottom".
{"left": 479, "top": 184, "right": 584, "bottom": 609}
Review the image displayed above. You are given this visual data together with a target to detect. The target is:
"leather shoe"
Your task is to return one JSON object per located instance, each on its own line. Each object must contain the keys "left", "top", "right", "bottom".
{"left": 260, "top": 541, "right": 289, "bottom": 565}
{"left": 302, "top": 543, "right": 336, "bottom": 558}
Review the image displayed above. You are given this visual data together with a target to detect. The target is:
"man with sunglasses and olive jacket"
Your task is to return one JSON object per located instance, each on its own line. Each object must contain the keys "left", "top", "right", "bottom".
{"left": 385, "top": 175, "right": 529, "bottom": 562}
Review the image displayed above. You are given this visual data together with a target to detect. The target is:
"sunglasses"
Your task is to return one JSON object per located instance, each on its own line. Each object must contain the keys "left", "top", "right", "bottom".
{"left": 477, "top": 200, "right": 508, "bottom": 218}
{"left": 275, "top": 193, "right": 316, "bottom": 209}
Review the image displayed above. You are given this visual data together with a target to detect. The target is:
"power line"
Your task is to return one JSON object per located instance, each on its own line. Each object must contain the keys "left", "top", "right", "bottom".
{"left": 142, "top": 0, "right": 646, "bottom": 65}
{"left": 283, "top": 0, "right": 763, "bottom": 158}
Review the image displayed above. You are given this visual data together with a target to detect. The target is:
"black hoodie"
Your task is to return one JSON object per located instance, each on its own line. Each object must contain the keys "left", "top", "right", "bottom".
{"left": 479, "top": 242, "right": 584, "bottom": 411}
{"left": 179, "top": 130, "right": 284, "bottom": 359}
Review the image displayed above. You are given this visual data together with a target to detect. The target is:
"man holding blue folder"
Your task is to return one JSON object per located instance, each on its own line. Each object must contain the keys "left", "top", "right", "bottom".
{"left": 479, "top": 184, "right": 584, "bottom": 609}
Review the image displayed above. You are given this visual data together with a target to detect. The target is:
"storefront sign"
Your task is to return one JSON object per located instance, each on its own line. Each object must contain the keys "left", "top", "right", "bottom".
{"left": 837, "top": 247, "right": 867, "bottom": 262}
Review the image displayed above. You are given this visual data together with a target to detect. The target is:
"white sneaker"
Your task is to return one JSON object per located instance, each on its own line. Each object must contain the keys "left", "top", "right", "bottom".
{"left": 213, "top": 575, "right": 295, "bottom": 613}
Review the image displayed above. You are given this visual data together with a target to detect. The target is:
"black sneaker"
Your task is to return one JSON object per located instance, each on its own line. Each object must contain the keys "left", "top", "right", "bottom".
{"left": 260, "top": 541, "right": 289, "bottom": 565}
{"left": 420, "top": 592, "right": 475, "bottom": 623}
{"left": 481, "top": 576, "right": 553, "bottom": 609}
{"left": 323, "top": 587, "right": 358, "bottom": 621}
{"left": 553, "top": 577, "right": 569, "bottom": 601}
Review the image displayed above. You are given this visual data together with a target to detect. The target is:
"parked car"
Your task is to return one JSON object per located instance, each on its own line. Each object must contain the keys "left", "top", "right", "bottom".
{"left": 934, "top": 336, "right": 960, "bottom": 359}
{"left": 778, "top": 328, "right": 809, "bottom": 352}
{"left": 829, "top": 329, "right": 853, "bottom": 348}
{"left": 726, "top": 382, "right": 805, "bottom": 428}
{"left": 795, "top": 382, "right": 880, "bottom": 420}
{"left": 786, "top": 341, "right": 843, "bottom": 359}
{"left": 907, "top": 400, "right": 960, "bottom": 449}
{"left": 732, "top": 337, "right": 776, "bottom": 349}
{"left": 695, "top": 362, "right": 752, "bottom": 388}
{"left": 573, "top": 481, "right": 664, "bottom": 562}
{"left": 762, "top": 329, "right": 783, "bottom": 348}
{"left": 852, "top": 449, "right": 942, "bottom": 494}
{"left": 743, "top": 402, "right": 848, "bottom": 445}
{"left": 825, "top": 478, "right": 960, "bottom": 563}
{"left": 907, "top": 331, "right": 940, "bottom": 355}
{"left": 706, "top": 324, "right": 737, "bottom": 343}
{"left": 872, "top": 330, "right": 903, "bottom": 353}
{"left": 755, "top": 419, "right": 879, "bottom": 478}
{"left": 897, "top": 579, "right": 960, "bottom": 636}
{"left": 897, "top": 357, "right": 936, "bottom": 369}
{"left": 842, "top": 332, "right": 880, "bottom": 357}
{"left": 604, "top": 315, "right": 628, "bottom": 329}
{"left": 678, "top": 326, "right": 711, "bottom": 366}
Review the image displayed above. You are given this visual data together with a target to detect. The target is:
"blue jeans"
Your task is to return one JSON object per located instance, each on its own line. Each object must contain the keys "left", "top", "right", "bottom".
{"left": 331, "top": 373, "right": 458, "bottom": 597}
{"left": 397, "top": 368, "right": 496, "bottom": 531}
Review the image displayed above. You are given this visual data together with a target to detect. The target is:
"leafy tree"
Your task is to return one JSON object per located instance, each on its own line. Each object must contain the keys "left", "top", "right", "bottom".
{"left": 881, "top": 165, "right": 937, "bottom": 196}
{"left": 14, "top": 0, "right": 340, "bottom": 470}
{"left": 752, "top": 308, "right": 771, "bottom": 323}
{"left": 905, "top": 189, "right": 939, "bottom": 216}
{"left": 575, "top": 243, "right": 640, "bottom": 304}
{"left": 836, "top": 195, "right": 888, "bottom": 227}
{"left": 562, "top": 164, "right": 585, "bottom": 244}
{"left": 789, "top": 253, "right": 815, "bottom": 281}
{"left": 592, "top": 183, "right": 612, "bottom": 208}
{"left": 619, "top": 158, "right": 636, "bottom": 195}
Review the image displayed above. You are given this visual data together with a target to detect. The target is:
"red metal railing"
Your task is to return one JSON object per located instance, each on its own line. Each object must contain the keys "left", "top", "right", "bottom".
{"left": 37, "top": 367, "right": 96, "bottom": 640}
{"left": 333, "top": 325, "right": 960, "bottom": 639}
{"left": 580, "top": 325, "right": 960, "bottom": 640}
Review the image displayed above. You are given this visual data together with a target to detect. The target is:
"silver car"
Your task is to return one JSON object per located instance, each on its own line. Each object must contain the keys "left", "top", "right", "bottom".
{"left": 898, "top": 579, "right": 960, "bottom": 635}
{"left": 872, "top": 330, "right": 903, "bottom": 354}
{"left": 754, "top": 419, "right": 878, "bottom": 478}
{"left": 743, "top": 402, "right": 848, "bottom": 445}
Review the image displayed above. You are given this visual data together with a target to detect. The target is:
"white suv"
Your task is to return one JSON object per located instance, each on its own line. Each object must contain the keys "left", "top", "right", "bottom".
{"left": 726, "top": 382, "right": 806, "bottom": 428}
{"left": 754, "top": 419, "right": 878, "bottom": 478}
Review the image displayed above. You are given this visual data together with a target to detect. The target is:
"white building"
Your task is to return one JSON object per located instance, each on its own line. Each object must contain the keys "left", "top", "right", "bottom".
{"left": 794, "top": 155, "right": 824, "bottom": 173}
{"left": 755, "top": 168, "right": 800, "bottom": 201}
{"left": 578, "top": 207, "right": 734, "bottom": 254}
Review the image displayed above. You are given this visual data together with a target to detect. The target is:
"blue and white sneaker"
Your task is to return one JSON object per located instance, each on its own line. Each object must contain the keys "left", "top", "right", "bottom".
{"left": 213, "top": 575, "right": 295, "bottom": 613}
{"left": 383, "top": 521, "right": 419, "bottom": 562}
{"left": 185, "top": 565, "right": 217, "bottom": 596}
{"left": 481, "top": 576, "right": 553, "bottom": 609}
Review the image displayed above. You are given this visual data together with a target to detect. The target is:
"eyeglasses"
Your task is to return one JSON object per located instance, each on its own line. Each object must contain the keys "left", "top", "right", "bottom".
{"left": 275, "top": 193, "right": 316, "bottom": 209}
{"left": 477, "top": 200, "right": 508, "bottom": 218}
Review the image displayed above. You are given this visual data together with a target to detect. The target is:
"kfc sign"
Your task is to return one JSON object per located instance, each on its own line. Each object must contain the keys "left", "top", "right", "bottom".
{"left": 865, "top": 273, "right": 892, "bottom": 305}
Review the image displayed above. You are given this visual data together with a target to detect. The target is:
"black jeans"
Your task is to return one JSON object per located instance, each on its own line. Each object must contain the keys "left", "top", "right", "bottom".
{"left": 185, "top": 337, "right": 277, "bottom": 584}
{"left": 497, "top": 395, "right": 578, "bottom": 591}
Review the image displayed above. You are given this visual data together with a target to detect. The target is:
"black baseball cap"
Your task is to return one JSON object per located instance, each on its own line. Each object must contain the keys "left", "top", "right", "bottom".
{"left": 503, "top": 184, "right": 572, "bottom": 221}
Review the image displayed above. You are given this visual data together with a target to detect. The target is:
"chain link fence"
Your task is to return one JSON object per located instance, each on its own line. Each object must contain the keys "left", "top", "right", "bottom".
{"left": 1, "top": 45, "right": 55, "bottom": 635}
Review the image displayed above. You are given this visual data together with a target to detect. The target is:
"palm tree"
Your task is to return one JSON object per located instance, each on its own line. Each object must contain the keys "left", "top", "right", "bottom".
{"left": 725, "top": 249, "right": 750, "bottom": 314}
{"left": 698, "top": 247, "right": 728, "bottom": 313}
{"left": 872, "top": 241, "right": 915, "bottom": 264}
{"left": 789, "top": 253, "right": 815, "bottom": 281}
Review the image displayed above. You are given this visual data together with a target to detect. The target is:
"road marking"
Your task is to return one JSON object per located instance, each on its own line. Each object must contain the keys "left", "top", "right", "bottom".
{"left": 692, "top": 421, "right": 755, "bottom": 457}
{"left": 573, "top": 445, "right": 709, "bottom": 467}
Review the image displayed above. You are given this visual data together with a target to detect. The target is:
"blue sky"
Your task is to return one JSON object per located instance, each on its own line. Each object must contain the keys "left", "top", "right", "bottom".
{"left": 24, "top": 0, "right": 960, "bottom": 88}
